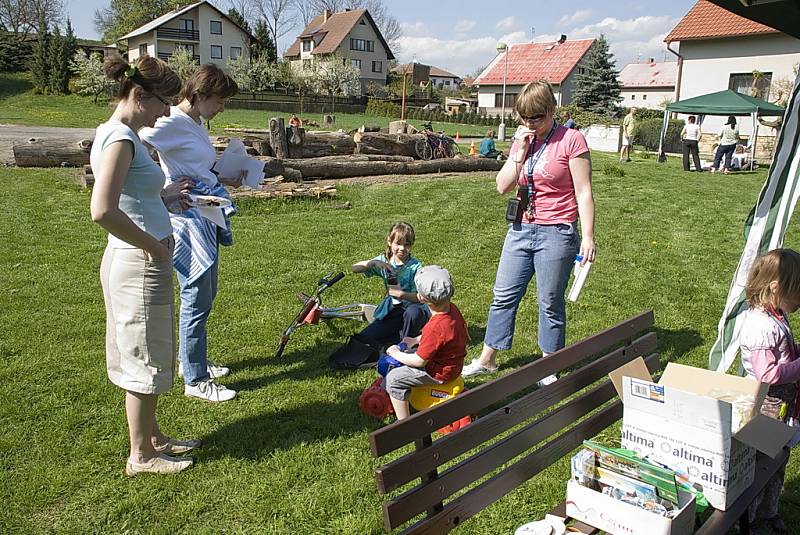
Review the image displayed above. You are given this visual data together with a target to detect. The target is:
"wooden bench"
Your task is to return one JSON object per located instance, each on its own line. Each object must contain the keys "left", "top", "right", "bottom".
{"left": 368, "top": 310, "right": 791, "bottom": 534}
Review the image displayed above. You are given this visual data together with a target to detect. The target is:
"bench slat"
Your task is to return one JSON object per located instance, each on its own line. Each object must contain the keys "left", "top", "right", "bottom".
{"left": 398, "top": 352, "right": 661, "bottom": 535}
{"left": 370, "top": 310, "right": 655, "bottom": 457}
{"left": 376, "top": 332, "right": 658, "bottom": 494}
{"left": 695, "top": 449, "right": 790, "bottom": 535}
{"left": 384, "top": 380, "right": 619, "bottom": 529}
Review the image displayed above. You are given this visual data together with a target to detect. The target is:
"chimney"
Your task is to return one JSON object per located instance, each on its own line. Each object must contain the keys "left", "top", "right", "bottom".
{"left": 647, "top": 57, "right": 655, "bottom": 63}
{"left": 557, "top": 34, "right": 566, "bottom": 44}
{"left": 323, "top": 9, "right": 331, "bottom": 22}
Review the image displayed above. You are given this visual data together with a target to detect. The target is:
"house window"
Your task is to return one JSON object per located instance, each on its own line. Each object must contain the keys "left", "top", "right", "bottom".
{"left": 631, "top": 94, "right": 636, "bottom": 100}
{"left": 494, "top": 93, "right": 516, "bottom": 108}
{"left": 210, "top": 45, "right": 222, "bottom": 59}
{"left": 729, "top": 71, "right": 772, "bottom": 100}
{"left": 360, "top": 19, "right": 366, "bottom": 25}
{"left": 349, "top": 38, "right": 374, "bottom": 52}
{"left": 352, "top": 58, "right": 362, "bottom": 69}
{"left": 445, "top": 80, "right": 450, "bottom": 86}
{"left": 302, "top": 39, "right": 312, "bottom": 52}
{"left": 178, "top": 19, "right": 194, "bottom": 31}
{"left": 139, "top": 43, "right": 148, "bottom": 57}
{"left": 210, "top": 20, "right": 222, "bottom": 35}
{"left": 230, "top": 46, "right": 241, "bottom": 59}
{"left": 577, "top": 67, "right": 585, "bottom": 75}
{"left": 642, "top": 94, "right": 647, "bottom": 100}
{"left": 372, "top": 60, "right": 382, "bottom": 73}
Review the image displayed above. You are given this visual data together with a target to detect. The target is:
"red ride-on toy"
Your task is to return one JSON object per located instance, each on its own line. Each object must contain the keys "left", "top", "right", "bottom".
{"left": 274, "top": 272, "right": 376, "bottom": 359}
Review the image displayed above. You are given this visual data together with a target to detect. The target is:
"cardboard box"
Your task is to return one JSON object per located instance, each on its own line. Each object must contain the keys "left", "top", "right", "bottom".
{"left": 609, "top": 360, "right": 795, "bottom": 511}
{"left": 566, "top": 480, "right": 696, "bottom": 535}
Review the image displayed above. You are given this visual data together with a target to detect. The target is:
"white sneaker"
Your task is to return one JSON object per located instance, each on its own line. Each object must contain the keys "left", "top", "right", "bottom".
{"left": 537, "top": 374, "right": 558, "bottom": 387}
{"left": 461, "top": 359, "right": 499, "bottom": 377}
{"left": 185, "top": 380, "right": 237, "bottom": 402}
{"left": 178, "top": 361, "right": 230, "bottom": 379}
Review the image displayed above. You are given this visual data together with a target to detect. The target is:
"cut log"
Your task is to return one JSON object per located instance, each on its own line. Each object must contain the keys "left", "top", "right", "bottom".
{"left": 287, "top": 125, "right": 304, "bottom": 146}
{"left": 278, "top": 155, "right": 414, "bottom": 165}
{"left": 353, "top": 132, "right": 420, "bottom": 158}
{"left": 271, "top": 154, "right": 504, "bottom": 179}
{"left": 388, "top": 120, "right": 407, "bottom": 134}
{"left": 269, "top": 117, "right": 289, "bottom": 159}
{"left": 358, "top": 124, "right": 381, "bottom": 133}
{"left": 287, "top": 131, "right": 355, "bottom": 158}
{"left": 14, "top": 137, "right": 93, "bottom": 167}
{"left": 231, "top": 182, "right": 335, "bottom": 200}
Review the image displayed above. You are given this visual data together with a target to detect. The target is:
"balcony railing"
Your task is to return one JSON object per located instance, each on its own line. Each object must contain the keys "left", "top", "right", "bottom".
{"left": 156, "top": 28, "right": 199, "bottom": 41}
{"left": 157, "top": 52, "right": 200, "bottom": 62}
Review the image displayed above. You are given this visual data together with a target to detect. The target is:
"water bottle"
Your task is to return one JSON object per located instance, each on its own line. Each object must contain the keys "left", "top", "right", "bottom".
{"left": 568, "top": 254, "right": 592, "bottom": 302}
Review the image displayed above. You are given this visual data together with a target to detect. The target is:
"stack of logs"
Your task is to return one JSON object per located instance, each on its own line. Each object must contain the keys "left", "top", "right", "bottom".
{"left": 12, "top": 117, "right": 504, "bottom": 185}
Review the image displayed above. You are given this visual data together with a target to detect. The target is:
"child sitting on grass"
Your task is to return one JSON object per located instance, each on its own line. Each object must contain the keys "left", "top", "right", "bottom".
{"left": 384, "top": 265, "right": 468, "bottom": 420}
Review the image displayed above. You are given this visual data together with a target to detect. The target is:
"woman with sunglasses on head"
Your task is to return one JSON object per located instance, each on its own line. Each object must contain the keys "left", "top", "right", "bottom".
{"left": 90, "top": 55, "right": 198, "bottom": 475}
{"left": 463, "top": 80, "right": 596, "bottom": 379}
{"left": 140, "top": 64, "right": 243, "bottom": 403}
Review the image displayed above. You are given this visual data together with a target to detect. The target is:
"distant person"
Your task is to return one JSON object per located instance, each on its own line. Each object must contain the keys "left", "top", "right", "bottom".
{"left": 479, "top": 129, "right": 502, "bottom": 159}
{"left": 90, "top": 55, "right": 197, "bottom": 476}
{"left": 620, "top": 107, "right": 637, "bottom": 162}
{"left": 289, "top": 114, "right": 301, "bottom": 128}
{"left": 712, "top": 115, "right": 739, "bottom": 174}
{"left": 563, "top": 111, "right": 577, "bottom": 130}
{"left": 680, "top": 115, "right": 702, "bottom": 172}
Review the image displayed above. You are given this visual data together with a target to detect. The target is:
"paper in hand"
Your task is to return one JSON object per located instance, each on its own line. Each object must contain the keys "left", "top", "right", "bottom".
{"left": 214, "top": 138, "right": 265, "bottom": 190}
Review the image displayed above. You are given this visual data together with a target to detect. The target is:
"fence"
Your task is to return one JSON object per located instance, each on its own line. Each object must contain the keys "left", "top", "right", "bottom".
{"left": 227, "top": 89, "right": 367, "bottom": 114}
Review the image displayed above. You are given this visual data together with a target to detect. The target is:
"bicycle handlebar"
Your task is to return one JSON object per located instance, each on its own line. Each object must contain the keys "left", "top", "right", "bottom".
{"left": 322, "top": 271, "right": 345, "bottom": 288}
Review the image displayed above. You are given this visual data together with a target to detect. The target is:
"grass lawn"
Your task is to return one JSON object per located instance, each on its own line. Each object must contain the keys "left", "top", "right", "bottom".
{"left": 3, "top": 150, "right": 800, "bottom": 533}
{"left": 0, "top": 72, "right": 489, "bottom": 137}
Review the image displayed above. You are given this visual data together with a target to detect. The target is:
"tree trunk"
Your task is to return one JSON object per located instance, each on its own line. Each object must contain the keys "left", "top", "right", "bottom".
{"left": 268, "top": 154, "right": 503, "bottom": 179}
{"left": 269, "top": 117, "right": 289, "bottom": 159}
{"left": 353, "top": 132, "right": 420, "bottom": 158}
{"left": 13, "top": 137, "right": 93, "bottom": 167}
{"left": 288, "top": 131, "right": 355, "bottom": 158}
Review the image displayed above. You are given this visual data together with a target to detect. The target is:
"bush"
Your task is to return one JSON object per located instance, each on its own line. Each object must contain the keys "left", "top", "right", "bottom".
{"left": 557, "top": 103, "right": 613, "bottom": 128}
{"left": 601, "top": 162, "right": 625, "bottom": 177}
{"left": 635, "top": 117, "right": 684, "bottom": 152}
{"left": 0, "top": 33, "right": 33, "bottom": 72}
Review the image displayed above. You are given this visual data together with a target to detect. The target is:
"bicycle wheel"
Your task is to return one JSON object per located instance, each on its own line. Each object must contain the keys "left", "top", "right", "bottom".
{"left": 415, "top": 138, "right": 433, "bottom": 160}
{"left": 450, "top": 142, "right": 461, "bottom": 157}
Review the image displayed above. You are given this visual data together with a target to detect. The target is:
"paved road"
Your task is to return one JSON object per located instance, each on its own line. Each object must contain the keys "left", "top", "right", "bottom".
{"left": 0, "top": 124, "right": 96, "bottom": 165}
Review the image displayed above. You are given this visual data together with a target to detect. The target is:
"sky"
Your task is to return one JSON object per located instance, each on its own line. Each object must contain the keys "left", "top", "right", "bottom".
{"left": 67, "top": 0, "right": 698, "bottom": 76}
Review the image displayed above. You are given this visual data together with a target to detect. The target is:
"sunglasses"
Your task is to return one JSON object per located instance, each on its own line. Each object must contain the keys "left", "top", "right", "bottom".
{"left": 521, "top": 114, "right": 546, "bottom": 123}
{"left": 151, "top": 93, "right": 174, "bottom": 106}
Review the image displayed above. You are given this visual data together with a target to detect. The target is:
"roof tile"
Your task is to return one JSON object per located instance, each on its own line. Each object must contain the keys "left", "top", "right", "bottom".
{"left": 473, "top": 39, "right": 594, "bottom": 86}
{"left": 618, "top": 61, "right": 678, "bottom": 88}
{"left": 665, "top": 0, "right": 779, "bottom": 42}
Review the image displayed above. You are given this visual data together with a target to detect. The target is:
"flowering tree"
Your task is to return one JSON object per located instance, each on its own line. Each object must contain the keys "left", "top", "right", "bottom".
{"left": 70, "top": 51, "right": 109, "bottom": 103}
{"left": 315, "top": 55, "right": 360, "bottom": 113}
{"left": 167, "top": 48, "right": 198, "bottom": 82}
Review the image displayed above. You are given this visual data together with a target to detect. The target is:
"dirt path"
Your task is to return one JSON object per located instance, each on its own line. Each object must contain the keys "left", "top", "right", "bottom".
{"left": 0, "top": 124, "right": 96, "bottom": 166}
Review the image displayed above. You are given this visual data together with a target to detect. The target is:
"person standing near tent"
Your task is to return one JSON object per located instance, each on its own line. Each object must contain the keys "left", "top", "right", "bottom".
{"left": 712, "top": 115, "right": 739, "bottom": 174}
{"left": 680, "top": 115, "right": 703, "bottom": 172}
{"left": 620, "top": 107, "right": 636, "bottom": 162}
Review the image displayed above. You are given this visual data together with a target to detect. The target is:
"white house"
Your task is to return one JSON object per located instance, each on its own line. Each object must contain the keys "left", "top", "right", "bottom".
{"left": 390, "top": 63, "right": 462, "bottom": 89}
{"left": 618, "top": 60, "right": 678, "bottom": 110}
{"left": 284, "top": 8, "right": 394, "bottom": 94}
{"left": 665, "top": 0, "right": 800, "bottom": 145}
{"left": 473, "top": 38, "right": 595, "bottom": 117}
{"left": 119, "top": 0, "right": 254, "bottom": 71}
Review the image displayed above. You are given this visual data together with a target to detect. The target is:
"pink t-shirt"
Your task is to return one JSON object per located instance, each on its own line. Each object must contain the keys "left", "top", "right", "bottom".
{"left": 511, "top": 125, "right": 589, "bottom": 224}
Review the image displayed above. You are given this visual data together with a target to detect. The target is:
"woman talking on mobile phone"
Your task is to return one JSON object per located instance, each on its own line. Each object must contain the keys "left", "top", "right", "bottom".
{"left": 463, "top": 80, "right": 596, "bottom": 380}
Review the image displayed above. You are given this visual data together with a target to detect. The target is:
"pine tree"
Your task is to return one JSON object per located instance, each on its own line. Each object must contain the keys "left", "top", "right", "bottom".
{"left": 227, "top": 8, "right": 251, "bottom": 35}
{"left": 572, "top": 35, "right": 621, "bottom": 116}
{"left": 30, "top": 15, "right": 50, "bottom": 93}
{"left": 47, "top": 25, "right": 65, "bottom": 94}
{"left": 252, "top": 20, "right": 276, "bottom": 63}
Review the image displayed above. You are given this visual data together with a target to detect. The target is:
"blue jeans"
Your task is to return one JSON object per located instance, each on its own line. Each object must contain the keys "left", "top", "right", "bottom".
{"left": 358, "top": 303, "right": 430, "bottom": 348}
{"left": 713, "top": 143, "right": 736, "bottom": 170}
{"left": 177, "top": 257, "right": 218, "bottom": 385}
{"left": 484, "top": 222, "right": 579, "bottom": 354}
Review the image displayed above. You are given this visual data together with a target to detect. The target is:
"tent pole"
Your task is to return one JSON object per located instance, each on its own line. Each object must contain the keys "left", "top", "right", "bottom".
{"left": 657, "top": 110, "right": 669, "bottom": 161}
{"left": 751, "top": 111, "right": 758, "bottom": 171}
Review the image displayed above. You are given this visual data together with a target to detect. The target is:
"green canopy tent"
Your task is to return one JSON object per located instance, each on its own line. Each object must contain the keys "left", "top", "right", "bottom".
{"left": 657, "top": 89, "right": 785, "bottom": 170}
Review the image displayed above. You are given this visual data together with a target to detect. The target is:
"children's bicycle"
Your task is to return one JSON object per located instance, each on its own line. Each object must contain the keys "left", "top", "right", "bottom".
{"left": 414, "top": 130, "right": 461, "bottom": 160}
{"left": 274, "top": 272, "right": 376, "bottom": 359}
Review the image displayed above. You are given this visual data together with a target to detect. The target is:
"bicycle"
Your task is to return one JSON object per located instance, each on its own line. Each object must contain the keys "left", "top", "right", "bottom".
{"left": 414, "top": 129, "right": 461, "bottom": 160}
{"left": 274, "top": 272, "right": 376, "bottom": 359}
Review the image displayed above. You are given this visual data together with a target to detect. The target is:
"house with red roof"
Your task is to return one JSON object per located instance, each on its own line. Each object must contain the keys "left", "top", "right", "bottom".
{"left": 618, "top": 60, "right": 677, "bottom": 110}
{"left": 390, "top": 63, "right": 463, "bottom": 90}
{"left": 284, "top": 8, "right": 394, "bottom": 94}
{"left": 472, "top": 38, "right": 595, "bottom": 117}
{"left": 665, "top": 0, "right": 800, "bottom": 141}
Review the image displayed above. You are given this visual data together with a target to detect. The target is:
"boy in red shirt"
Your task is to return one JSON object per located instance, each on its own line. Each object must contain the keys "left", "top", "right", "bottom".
{"left": 385, "top": 265, "right": 468, "bottom": 420}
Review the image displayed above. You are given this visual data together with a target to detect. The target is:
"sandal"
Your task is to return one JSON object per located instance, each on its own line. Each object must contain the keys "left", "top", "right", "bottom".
{"left": 462, "top": 359, "right": 498, "bottom": 377}
{"left": 153, "top": 437, "right": 202, "bottom": 455}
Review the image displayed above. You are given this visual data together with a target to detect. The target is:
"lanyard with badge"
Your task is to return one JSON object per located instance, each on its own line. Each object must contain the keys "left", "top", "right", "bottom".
{"left": 524, "top": 123, "right": 557, "bottom": 216}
